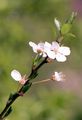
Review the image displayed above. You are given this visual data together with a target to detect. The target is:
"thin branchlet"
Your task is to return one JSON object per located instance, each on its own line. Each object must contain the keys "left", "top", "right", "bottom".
{"left": 0, "top": 56, "right": 48, "bottom": 119}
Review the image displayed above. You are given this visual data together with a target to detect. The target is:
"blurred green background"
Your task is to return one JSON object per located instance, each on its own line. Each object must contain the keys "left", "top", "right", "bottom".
{"left": 0, "top": 0, "right": 82, "bottom": 120}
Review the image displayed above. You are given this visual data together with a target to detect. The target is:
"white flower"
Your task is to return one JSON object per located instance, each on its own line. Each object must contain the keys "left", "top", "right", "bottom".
{"left": 47, "top": 41, "right": 71, "bottom": 62}
{"left": 54, "top": 18, "right": 61, "bottom": 31}
{"left": 29, "top": 41, "right": 52, "bottom": 57}
{"left": 11, "top": 70, "right": 26, "bottom": 85}
{"left": 29, "top": 41, "right": 71, "bottom": 62}
{"left": 51, "top": 72, "right": 65, "bottom": 81}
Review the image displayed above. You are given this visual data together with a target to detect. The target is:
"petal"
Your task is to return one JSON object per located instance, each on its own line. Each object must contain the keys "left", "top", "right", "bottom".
{"left": 59, "top": 46, "right": 71, "bottom": 56}
{"left": 29, "top": 41, "right": 37, "bottom": 53}
{"left": 46, "top": 50, "right": 56, "bottom": 59}
{"left": 55, "top": 72, "right": 61, "bottom": 81}
{"left": 56, "top": 53, "right": 66, "bottom": 62}
{"left": 44, "top": 42, "right": 51, "bottom": 54}
{"left": 38, "top": 42, "right": 44, "bottom": 48}
{"left": 44, "top": 42, "right": 51, "bottom": 52}
{"left": 51, "top": 42, "right": 59, "bottom": 50}
{"left": 54, "top": 72, "right": 64, "bottom": 81}
{"left": 37, "top": 42, "right": 44, "bottom": 51}
{"left": 11, "top": 70, "right": 22, "bottom": 81}
{"left": 44, "top": 42, "right": 51, "bottom": 48}
{"left": 29, "top": 41, "right": 37, "bottom": 48}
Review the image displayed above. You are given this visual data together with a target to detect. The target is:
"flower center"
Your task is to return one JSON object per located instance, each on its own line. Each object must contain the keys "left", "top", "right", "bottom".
{"left": 37, "top": 49, "right": 43, "bottom": 53}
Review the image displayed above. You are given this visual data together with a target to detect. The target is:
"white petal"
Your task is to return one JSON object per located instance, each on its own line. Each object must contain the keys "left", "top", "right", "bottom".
{"left": 44, "top": 42, "right": 51, "bottom": 52}
{"left": 54, "top": 18, "right": 61, "bottom": 30}
{"left": 56, "top": 53, "right": 66, "bottom": 62}
{"left": 29, "top": 41, "right": 37, "bottom": 53}
{"left": 59, "top": 46, "right": 71, "bottom": 56}
{"left": 51, "top": 42, "right": 59, "bottom": 50}
{"left": 55, "top": 72, "right": 61, "bottom": 81}
{"left": 44, "top": 42, "right": 51, "bottom": 54}
{"left": 37, "top": 42, "right": 44, "bottom": 51}
{"left": 46, "top": 50, "right": 56, "bottom": 59}
{"left": 44, "top": 42, "right": 51, "bottom": 48}
{"left": 29, "top": 41, "right": 36, "bottom": 48}
{"left": 38, "top": 42, "right": 44, "bottom": 48}
{"left": 11, "top": 70, "right": 22, "bottom": 81}
{"left": 55, "top": 72, "right": 64, "bottom": 81}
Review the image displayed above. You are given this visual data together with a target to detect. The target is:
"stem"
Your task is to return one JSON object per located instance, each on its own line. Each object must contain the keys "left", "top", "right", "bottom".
{"left": 0, "top": 56, "right": 47, "bottom": 119}
{"left": 32, "top": 79, "right": 51, "bottom": 85}
{"left": 34, "top": 57, "right": 48, "bottom": 71}
{"left": 29, "top": 57, "right": 47, "bottom": 78}
{"left": 0, "top": 93, "right": 19, "bottom": 118}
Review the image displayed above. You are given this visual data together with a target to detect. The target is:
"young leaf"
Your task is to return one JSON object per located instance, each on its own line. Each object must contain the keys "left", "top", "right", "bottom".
{"left": 61, "top": 23, "right": 71, "bottom": 35}
{"left": 66, "top": 12, "right": 77, "bottom": 24}
{"left": 67, "top": 33, "right": 76, "bottom": 38}
{"left": 54, "top": 18, "right": 61, "bottom": 31}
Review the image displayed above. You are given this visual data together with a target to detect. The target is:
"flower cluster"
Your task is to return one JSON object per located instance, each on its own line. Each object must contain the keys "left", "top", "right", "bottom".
{"left": 11, "top": 41, "right": 70, "bottom": 84}
{"left": 29, "top": 41, "right": 71, "bottom": 62}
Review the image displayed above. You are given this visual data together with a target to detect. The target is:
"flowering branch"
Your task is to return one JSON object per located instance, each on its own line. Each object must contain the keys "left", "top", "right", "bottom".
{"left": 0, "top": 56, "right": 48, "bottom": 120}
{"left": 0, "top": 12, "right": 76, "bottom": 120}
{"left": 0, "top": 57, "right": 47, "bottom": 119}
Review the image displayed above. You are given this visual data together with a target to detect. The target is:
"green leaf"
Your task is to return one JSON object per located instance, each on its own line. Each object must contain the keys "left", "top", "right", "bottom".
{"left": 66, "top": 12, "right": 77, "bottom": 24}
{"left": 61, "top": 24, "right": 71, "bottom": 35}
{"left": 67, "top": 33, "right": 76, "bottom": 38}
